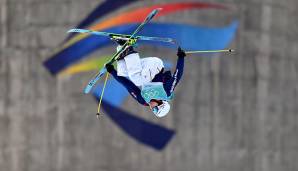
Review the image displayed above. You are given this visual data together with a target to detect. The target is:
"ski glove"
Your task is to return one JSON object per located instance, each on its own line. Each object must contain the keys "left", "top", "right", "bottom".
{"left": 114, "top": 39, "right": 127, "bottom": 46}
{"left": 177, "top": 47, "right": 186, "bottom": 58}
{"left": 105, "top": 63, "right": 114, "bottom": 73}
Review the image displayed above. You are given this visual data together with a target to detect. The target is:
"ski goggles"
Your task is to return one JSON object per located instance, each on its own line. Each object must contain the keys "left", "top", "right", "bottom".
{"left": 152, "top": 106, "right": 159, "bottom": 114}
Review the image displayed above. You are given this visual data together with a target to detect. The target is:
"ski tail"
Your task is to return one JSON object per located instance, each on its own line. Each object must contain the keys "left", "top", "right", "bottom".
{"left": 129, "top": 8, "right": 162, "bottom": 38}
{"left": 68, "top": 29, "right": 110, "bottom": 37}
{"left": 145, "top": 8, "right": 162, "bottom": 23}
{"left": 83, "top": 69, "right": 106, "bottom": 94}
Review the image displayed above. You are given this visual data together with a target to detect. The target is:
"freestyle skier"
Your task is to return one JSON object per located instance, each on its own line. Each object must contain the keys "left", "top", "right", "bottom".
{"left": 68, "top": 8, "right": 233, "bottom": 118}
{"left": 105, "top": 38, "right": 186, "bottom": 117}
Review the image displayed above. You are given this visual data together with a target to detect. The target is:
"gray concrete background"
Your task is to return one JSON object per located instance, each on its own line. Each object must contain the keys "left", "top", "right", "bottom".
{"left": 1, "top": 0, "right": 298, "bottom": 171}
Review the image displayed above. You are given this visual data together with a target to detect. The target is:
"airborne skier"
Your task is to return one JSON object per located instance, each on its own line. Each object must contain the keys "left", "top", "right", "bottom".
{"left": 71, "top": 8, "right": 233, "bottom": 117}
{"left": 105, "top": 38, "right": 186, "bottom": 117}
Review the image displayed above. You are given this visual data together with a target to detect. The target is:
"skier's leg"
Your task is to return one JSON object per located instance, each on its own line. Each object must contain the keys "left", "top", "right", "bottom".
{"left": 116, "top": 45, "right": 137, "bottom": 77}
{"left": 140, "top": 57, "right": 164, "bottom": 83}
{"left": 117, "top": 54, "right": 165, "bottom": 86}
{"left": 116, "top": 59, "right": 129, "bottom": 77}
{"left": 123, "top": 53, "right": 146, "bottom": 86}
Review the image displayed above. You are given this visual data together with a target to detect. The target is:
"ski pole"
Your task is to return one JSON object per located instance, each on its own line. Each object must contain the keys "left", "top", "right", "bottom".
{"left": 185, "top": 49, "right": 234, "bottom": 54}
{"left": 96, "top": 72, "right": 110, "bottom": 119}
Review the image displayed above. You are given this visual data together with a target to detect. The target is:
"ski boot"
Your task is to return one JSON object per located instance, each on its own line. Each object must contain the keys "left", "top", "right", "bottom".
{"left": 110, "top": 36, "right": 138, "bottom": 61}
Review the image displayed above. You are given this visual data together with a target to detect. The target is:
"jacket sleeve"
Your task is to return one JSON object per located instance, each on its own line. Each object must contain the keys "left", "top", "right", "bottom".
{"left": 169, "top": 55, "right": 185, "bottom": 93}
{"left": 109, "top": 69, "right": 148, "bottom": 106}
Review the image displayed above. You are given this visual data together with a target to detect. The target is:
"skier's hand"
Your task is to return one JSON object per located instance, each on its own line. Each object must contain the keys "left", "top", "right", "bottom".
{"left": 177, "top": 47, "right": 186, "bottom": 58}
{"left": 105, "top": 63, "right": 114, "bottom": 73}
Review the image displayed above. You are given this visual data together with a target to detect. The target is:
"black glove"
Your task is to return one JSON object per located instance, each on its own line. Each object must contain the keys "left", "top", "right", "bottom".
{"left": 115, "top": 39, "right": 126, "bottom": 45}
{"left": 177, "top": 47, "right": 186, "bottom": 58}
{"left": 105, "top": 63, "right": 114, "bottom": 73}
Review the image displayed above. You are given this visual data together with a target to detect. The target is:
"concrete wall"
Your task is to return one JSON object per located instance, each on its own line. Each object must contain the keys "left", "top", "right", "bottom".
{"left": 1, "top": 0, "right": 298, "bottom": 171}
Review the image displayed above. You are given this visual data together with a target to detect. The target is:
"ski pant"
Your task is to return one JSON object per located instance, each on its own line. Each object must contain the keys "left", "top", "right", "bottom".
{"left": 116, "top": 53, "right": 164, "bottom": 86}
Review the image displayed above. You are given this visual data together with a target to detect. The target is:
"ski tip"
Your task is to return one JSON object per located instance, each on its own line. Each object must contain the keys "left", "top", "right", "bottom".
{"left": 146, "top": 8, "right": 163, "bottom": 21}
{"left": 152, "top": 8, "right": 162, "bottom": 14}
{"left": 83, "top": 85, "right": 92, "bottom": 94}
{"left": 67, "top": 29, "right": 76, "bottom": 33}
{"left": 68, "top": 28, "right": 88, "bottom": 33}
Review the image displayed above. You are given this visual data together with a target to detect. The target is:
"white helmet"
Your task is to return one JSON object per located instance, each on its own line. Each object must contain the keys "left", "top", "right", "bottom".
{"left": 152, "top": 101, "right": 170, "bottom": 117}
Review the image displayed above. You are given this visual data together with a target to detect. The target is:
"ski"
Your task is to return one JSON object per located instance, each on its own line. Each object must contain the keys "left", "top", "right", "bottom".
{"left": 83, "top": 8, "right": 162, "bottom": 94}
{"left": 68, "top": 28, "right": 175, "bottom": 44}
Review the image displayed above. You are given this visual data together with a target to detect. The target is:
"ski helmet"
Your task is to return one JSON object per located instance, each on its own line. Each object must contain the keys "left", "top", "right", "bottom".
{"left": 152, "top": 101, "right": 170, "bottom": 117}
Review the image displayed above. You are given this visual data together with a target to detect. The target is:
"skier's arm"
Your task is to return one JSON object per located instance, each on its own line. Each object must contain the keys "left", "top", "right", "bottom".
{"left": 169, "top": 47, "right": 186, "bottom": 93}
{"left": 106, "top": 64, "right": 148, "bottom": 106}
